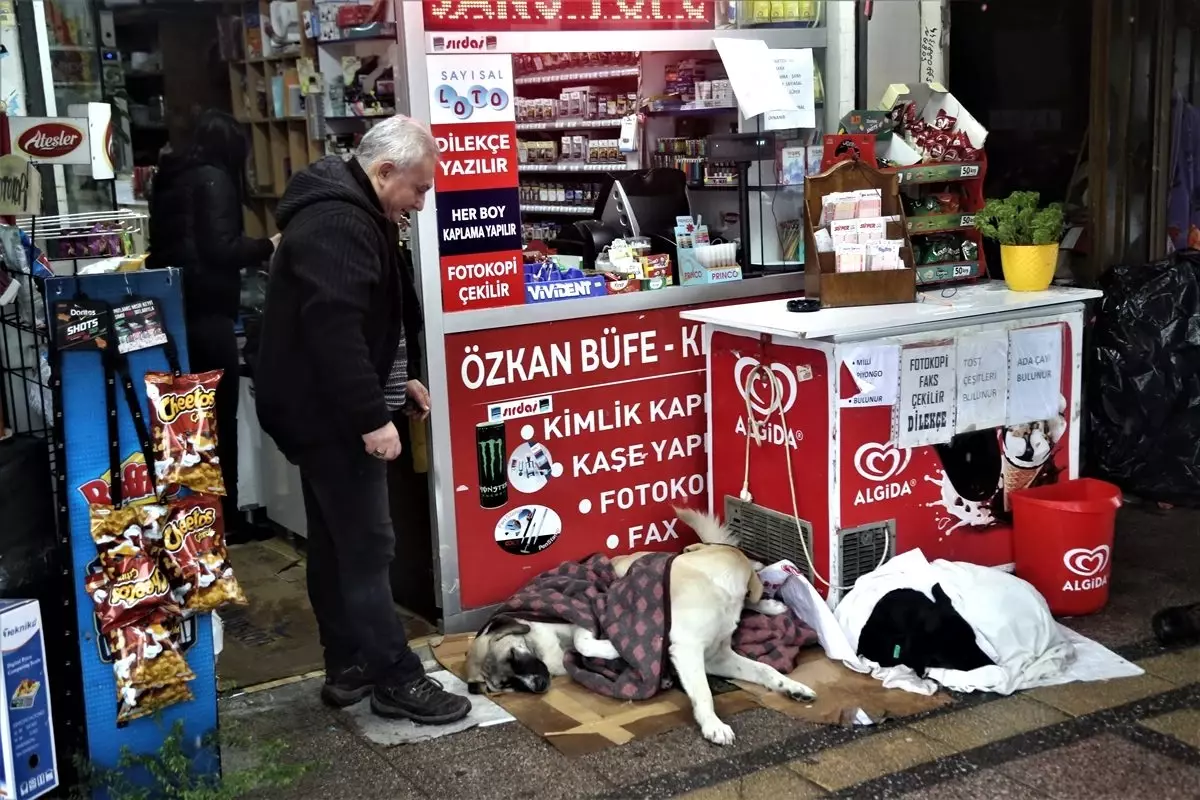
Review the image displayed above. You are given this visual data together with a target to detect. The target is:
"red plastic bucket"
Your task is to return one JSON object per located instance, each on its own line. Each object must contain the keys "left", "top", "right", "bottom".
{"left": 1011, "top": 478, "right": 1123, "bottom": 617}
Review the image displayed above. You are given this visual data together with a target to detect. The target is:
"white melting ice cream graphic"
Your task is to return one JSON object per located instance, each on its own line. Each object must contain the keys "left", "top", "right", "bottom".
{"left": 924, "top": 470, "right": 996, "bottom": 535}
{"left": 1001, "top": 394, "right": 1068, "bottom": 510}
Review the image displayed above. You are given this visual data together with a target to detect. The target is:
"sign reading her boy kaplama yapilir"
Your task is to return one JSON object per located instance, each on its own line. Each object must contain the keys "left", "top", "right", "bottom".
{"left": 0, "top": 154, "right": 41, "bottom": 216}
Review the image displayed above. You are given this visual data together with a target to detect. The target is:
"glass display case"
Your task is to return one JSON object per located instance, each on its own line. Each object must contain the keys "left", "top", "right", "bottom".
{"left": 21, "top": 0, "right": 113, "bottom": 213}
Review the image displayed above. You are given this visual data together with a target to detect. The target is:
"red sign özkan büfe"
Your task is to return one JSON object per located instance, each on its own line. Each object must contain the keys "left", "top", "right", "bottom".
{"left": 446, "top": 306, "right": 711, "bottom": 608}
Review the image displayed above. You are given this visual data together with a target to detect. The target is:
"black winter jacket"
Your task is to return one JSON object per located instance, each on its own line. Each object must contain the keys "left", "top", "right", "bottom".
{"left": 147, "top": 156, "right": 274, "bottom": 320}
{"left": 254, "top": 156, "right": 423, "bottom": 464}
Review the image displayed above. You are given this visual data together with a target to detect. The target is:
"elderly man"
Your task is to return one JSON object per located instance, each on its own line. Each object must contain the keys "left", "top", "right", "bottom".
{"left": 256, "top": 116, "right": 470, "bottom": 725}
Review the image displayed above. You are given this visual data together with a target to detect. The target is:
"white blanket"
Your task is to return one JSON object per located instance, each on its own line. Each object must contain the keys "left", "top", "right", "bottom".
{"left": 760, "top": 550, "right": 1143, "bottom": 696}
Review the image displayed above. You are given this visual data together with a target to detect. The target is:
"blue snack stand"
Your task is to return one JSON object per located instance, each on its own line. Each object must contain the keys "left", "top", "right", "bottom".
{"left": 49, "top": 270, "right": 218, "bottom": 792}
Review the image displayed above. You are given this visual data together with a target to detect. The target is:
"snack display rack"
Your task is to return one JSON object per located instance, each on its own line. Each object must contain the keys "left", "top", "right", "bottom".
{"left": 0, "top": 222, "right": 221, "bottom": 786}
{"left": 397, "top": 0, "right": 856, "bottom": 632}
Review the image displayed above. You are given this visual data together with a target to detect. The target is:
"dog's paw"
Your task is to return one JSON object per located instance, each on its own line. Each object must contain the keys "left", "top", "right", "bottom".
{"left": 752, "top": 598, "right": 789, "bottom": 616}
{"left": 700, "top": 719, "right": 736, "bottom": 746}
{"left": 782, "top": 679, "right": 816, "bottom": 702}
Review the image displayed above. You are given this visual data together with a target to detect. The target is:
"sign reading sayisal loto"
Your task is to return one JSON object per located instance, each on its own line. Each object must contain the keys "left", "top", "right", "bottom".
{"left": 429, "top": 52, "right": 525, "bottom": 314}
{"left": 445, "top": 306, "right": 712, "bottom": 608}
{"left": 423, "top": 0, "right": 714, "bottom": 31}
{"left": 9, "top": 117, "right": 92, "bottom": 166}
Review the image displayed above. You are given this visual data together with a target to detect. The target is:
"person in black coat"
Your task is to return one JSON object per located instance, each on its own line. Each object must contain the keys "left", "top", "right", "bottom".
{"left": 147, "top": 110, "right": 277, "bottom": 542}
{"left": 255, "top": 115, "right": 470, "bottom": 726}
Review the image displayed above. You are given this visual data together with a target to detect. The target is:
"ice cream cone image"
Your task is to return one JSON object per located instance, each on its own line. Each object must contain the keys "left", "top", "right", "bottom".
{"left": 1002, "top": 458, "right": 1044, "bottom": 511}
{"left": 1001, "top": 395, "right": 1069, "bottom": 511}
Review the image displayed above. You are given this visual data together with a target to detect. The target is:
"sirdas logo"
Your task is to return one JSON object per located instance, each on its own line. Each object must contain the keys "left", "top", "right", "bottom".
{"left": 157, "top": 385, "right": 216, "bottom": 424}
{"left": 733, "top": 356, "right": 798, "bottom": 415}
{"left": 853, "top": 441, "right": 916, "bottom": 506}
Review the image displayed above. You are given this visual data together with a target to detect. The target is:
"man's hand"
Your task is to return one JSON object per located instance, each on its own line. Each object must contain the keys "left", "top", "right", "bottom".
{"left": 405, "top": 380, "right": 431, "bottom": 421}
{"left": 363, "top": 421, "right": 402, "bottom": 461}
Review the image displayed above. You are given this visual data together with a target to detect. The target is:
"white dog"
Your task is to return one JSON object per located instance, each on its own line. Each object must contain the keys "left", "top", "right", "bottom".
{"left": 466, "top": 507, "right": 816, "bottom": 745}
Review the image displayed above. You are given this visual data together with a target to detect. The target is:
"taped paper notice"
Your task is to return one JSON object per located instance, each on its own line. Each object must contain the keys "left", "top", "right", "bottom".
{"left": 713, "top": 38, "right": 797, "bottom": 118}
{"left": 955, "top": 332, "right": 1007, "bottom": 432}
{"left": 898, "top": 343, "right": 956, "bottom": 448}
{"left": 840, "top": 345, "right": 900, "bottom": 408}
{"left": 1007, "top": 326, "right": 1063, "bottom": 425}
{"left": 765, "top": 48, "right": 817, "bottom": 131}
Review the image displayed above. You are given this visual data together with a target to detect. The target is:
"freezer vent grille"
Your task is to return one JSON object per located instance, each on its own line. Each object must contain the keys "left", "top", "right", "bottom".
{"left": 723, "top": 495, "right": 813, "bottom": 581}
{"left": 839, "top": 520, "right": 896, "bottom": 589}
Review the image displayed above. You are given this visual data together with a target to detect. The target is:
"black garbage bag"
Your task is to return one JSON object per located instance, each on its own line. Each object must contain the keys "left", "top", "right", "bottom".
{"left": 1088, "top": 249, "right": 1200, "bottom": 505}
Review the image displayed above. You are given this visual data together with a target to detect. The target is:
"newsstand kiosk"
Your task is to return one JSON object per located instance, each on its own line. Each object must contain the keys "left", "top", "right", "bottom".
{"left": 396, "top": 0, "right": 857, "bottom": 632}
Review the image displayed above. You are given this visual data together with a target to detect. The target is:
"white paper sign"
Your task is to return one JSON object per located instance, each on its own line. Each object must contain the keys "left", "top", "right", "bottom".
{"left": 899, "top": 343, "right": 956, "bottom": 448}
{"left": 713, "top": 38, "right": 797, "bottom": 118}
{"left": 428, "top": 53, "right": 515, "bottom": 126}
{"left": 955, "top": 332, "right": 1008, "bottom": 432}
{"left": 840, "top": 345, "right": 900, "bottom": 407}
{"left": 1007, "top": 326, "right": 1063, "bottom": 424}
{"left": 765, "top": 48, "right": 817, "bottom": 131}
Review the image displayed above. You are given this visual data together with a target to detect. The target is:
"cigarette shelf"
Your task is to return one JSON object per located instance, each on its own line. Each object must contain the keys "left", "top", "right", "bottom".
{"left": 515, "top": 118, "right": 626, "bottom": 132}
{"left": 518, "top": 163, "right": 634, "bottom": 173}
{"left": 644, "top": 105, "right": 739, "bottom": 117}
{"left": 520, "top": 204, "right": 594, "bottom": 215}
{"left": 514, "top": 66, "right": 640, "bottom": 86}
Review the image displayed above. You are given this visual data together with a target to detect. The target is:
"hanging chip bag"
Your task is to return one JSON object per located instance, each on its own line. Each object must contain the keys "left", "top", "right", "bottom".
{"left": 88, "top": 504, "right": 178, "bottom": 632}
{"left": 160, "top": 495, "right": 247, "bottom": 611}
{"left": 117, "top": 681, "right": 195, "bottom": 726}
{"left": 108, "top": 609, "right": 195, "bottom": 691}
{"left": 145, "top": 369, "right": 226, "bottom": 496}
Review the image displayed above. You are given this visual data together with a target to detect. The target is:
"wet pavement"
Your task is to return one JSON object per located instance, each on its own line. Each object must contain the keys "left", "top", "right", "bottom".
{"left": 223, "top": 505, "right": 1200, "bottom": 799}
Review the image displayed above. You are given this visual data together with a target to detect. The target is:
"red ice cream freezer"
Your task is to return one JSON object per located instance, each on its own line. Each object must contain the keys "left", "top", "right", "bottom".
{"left": 681, "top": 282, "right": 1102, "bottom": 606}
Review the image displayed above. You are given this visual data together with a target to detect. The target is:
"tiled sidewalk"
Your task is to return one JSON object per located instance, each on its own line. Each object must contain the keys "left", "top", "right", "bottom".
{"left": 224, "top": 505, "right": 1200, "bottom": 799}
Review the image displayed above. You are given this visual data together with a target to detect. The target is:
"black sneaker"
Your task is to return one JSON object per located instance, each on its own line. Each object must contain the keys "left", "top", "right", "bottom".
{"left": 320, "top": 664, "right": 375, "bottom": 708}
{"left": 370, "top": 675, "right": 471, "bottom": 725}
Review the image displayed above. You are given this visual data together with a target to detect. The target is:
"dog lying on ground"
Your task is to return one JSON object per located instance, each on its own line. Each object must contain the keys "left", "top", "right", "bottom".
{"left": 465, "top": 507, "right": 817, "bottom": 745}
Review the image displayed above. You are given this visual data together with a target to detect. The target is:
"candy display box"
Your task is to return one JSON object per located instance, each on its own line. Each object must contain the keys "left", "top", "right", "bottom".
{"left": 879, "top": 82, "right": 990, "bottom": 166}
{"left": 0, "top": 600, "right": 58, "bottom": 800}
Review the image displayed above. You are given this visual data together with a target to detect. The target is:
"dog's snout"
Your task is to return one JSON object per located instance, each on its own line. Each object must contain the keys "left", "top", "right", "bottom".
{"left": 467, "top": 681, "right": 486, "bottom": 695}
{"left": 531, "top": 675, "right": 550, "bottom": 693}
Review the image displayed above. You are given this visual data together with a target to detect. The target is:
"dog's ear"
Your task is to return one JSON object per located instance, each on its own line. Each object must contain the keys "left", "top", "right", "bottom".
{"left": 480, "top": 613, "right": 531, "bottom": 638}
{"left": 930, "top": 583, "right": 952, "bottom": 607}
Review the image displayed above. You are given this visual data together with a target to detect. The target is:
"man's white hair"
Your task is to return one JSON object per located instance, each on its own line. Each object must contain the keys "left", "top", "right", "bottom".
{"left": 355, "top": 114, "right": 438, "bottom": 172}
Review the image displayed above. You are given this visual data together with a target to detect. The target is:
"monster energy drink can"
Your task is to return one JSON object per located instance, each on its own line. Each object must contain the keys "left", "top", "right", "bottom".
{"left": 476, "top": 421, "right": 508, "bottom": 508}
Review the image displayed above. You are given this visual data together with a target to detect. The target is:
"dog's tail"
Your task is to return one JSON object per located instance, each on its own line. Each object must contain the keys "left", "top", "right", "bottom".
{"left": 674, "top": 506, "right": 739, "bottom": 547}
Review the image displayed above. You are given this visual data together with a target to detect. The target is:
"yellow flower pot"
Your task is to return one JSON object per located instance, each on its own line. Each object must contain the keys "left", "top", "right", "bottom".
{"left": 1000, "top": 243, "right": 1058, "bottom": 292}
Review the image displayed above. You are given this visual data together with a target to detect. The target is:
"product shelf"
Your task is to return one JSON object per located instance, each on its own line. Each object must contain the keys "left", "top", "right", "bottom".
{"left": 906, "top": 212, "right": 978, "bottom": 235}
{"left": 915, "top": 260, "right": 983, "bottom": 284}
{"left": 521, "top": 204, "right": 594, "bottom": 215}
{"left": 515, "top": 118, "right": 626, "bottom": 132}
{"left": 889, "top": 161, "right": 985, "bottom": 185}
{"left": 518, "top": 163, "right": 633, "bottom": 173}
{"left": 514, "top": 66, "right": 640, "bottom": 86}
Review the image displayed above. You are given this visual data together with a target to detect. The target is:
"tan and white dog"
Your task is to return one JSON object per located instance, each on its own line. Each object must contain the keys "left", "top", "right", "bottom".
{"left": 465, "top": 507, "right": 817, "bottom": 745}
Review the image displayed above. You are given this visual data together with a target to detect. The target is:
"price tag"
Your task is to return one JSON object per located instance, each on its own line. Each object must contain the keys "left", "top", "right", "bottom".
{"left": 960, "top": 215, "right": 975, "bottom": 227}
{"left": 959, "top": 164, "right": 981, "bottom": 178}
{"left": 953, "top": 263, "right": 976, "bottom": 278}
{"left": 53, "top": 299, "right": 109, "bottom": 351}
{"left": 111, "top": 298, "right": 168, "bottom": 355}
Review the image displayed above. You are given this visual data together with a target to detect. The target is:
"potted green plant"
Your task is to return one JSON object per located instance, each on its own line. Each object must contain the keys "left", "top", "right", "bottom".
{"left": 974, "top": 191, "right": 1065, "bottom": 291}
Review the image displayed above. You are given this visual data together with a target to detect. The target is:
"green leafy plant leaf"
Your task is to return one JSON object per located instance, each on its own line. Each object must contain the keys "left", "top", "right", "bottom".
{"left": 73, "top": 719, "right": 316, "bottom": 800}
{"left": 974, "top": 190, "right": 1064, "bottom": 246}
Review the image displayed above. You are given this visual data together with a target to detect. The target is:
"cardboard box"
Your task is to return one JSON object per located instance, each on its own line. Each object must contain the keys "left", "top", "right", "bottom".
{"left": 0, "top": 600, "right": 58, "bottom": 800}
{"left": 525, "top": 275, "right": 606, "bottom": 304}
{"left": 878, "top": 82, "right": 989, "bottom": 166}
{"left": 604, "top": 279, "right": 641, "bottom": 295}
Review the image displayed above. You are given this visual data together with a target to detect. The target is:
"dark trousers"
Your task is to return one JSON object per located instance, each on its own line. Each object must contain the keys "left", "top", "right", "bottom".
{"left": 300, "top": 445, "right": 423, "bottom": 683}
{"left": 186, "top": 314, "right": 240, "bottom": 527}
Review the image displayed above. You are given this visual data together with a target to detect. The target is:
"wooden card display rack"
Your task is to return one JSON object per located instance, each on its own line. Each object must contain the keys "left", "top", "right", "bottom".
{"left": 803, "top": 159, "right": 917, "bottom": 309}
